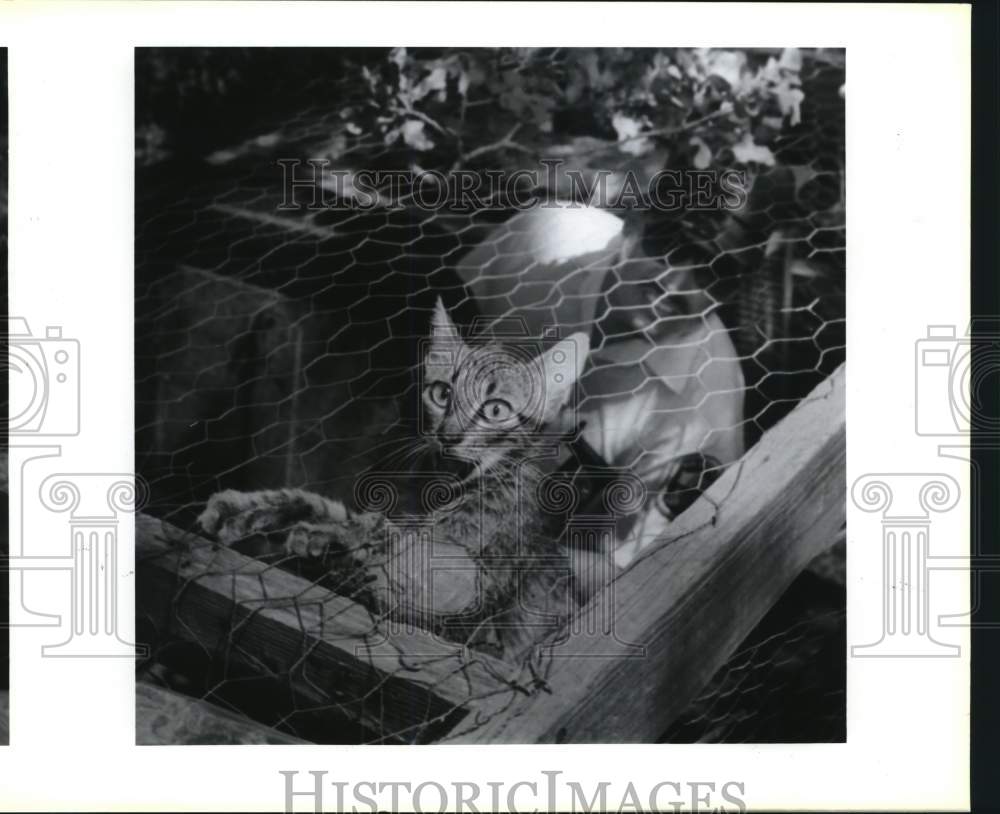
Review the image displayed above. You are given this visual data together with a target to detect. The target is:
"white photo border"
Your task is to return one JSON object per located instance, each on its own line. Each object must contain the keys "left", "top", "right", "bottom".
{"left": 4, "top": 2, "right": 970, "bottom": 811}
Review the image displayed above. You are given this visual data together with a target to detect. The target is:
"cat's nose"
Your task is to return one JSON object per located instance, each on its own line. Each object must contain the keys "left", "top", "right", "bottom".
{"left": 437, "top": 430, "right": 463, "bottom": 448}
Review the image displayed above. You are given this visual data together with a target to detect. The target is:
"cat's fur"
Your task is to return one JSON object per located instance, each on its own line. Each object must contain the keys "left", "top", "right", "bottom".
{"left": 198, "top": 298, "right": 590, "bottom": 664}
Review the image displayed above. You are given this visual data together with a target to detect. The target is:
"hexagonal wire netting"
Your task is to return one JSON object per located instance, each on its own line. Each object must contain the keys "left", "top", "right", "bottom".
{"left": 135, "top": 48, "right": 844, "bottom": 744}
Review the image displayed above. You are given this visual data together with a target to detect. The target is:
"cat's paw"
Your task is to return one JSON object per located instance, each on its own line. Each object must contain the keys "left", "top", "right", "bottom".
{"left": 197, "top": 490, "right": 247, "bottom": 541}
{"left": 284, "top": 522, "right": 346, "bottom": 559}
{"left": 197, "top": 490, "right": 287, "bottom": 546}
{"left": 197, "top": 489, "right": 351, "bottom": 546}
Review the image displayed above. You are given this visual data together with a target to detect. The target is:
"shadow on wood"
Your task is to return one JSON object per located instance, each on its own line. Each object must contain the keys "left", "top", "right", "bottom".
{"left": 136, "top": 514, "right": 518, "bottom": 744}
{"left": 450, "top": 363, "right": 846, "bottom": 743}
{"left": 136, "top": 363, "right": 845, "bottom": 744}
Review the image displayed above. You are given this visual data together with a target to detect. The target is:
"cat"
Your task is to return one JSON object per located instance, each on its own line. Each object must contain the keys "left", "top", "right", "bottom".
{"left": 198, "top": 297, "right": 590, "bottom": 665}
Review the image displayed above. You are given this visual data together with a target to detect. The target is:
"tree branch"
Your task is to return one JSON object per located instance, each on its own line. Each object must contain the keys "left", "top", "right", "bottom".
{"left": 450, "top": 123, "right": 530, "bottom": 171}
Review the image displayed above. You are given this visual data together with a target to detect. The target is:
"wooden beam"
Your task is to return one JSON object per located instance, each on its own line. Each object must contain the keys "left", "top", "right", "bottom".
{"left": 136, "top": 513, "right": 517, "bottom": 744}
{"left": 136, "top": 681, "right": 307, "bottom": 745}
{"left": 450, "top": 363, "right": 846, "bottom": 743}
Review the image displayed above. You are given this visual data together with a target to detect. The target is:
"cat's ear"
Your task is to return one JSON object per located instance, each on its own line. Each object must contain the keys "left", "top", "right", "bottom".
{"left": 425, "top": 297, "right": 464, "bottom": 385}
{"left": 539, "top": 331, "right": 590, "bottom": 422}
{"left": 430, "top": 297, "right": 461, "bottom": 342}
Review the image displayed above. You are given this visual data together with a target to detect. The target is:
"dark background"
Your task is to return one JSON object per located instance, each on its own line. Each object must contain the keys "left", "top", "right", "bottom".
{"left": 1, "top": 47, "right": 10, "bottom": 726}
{"left": 0, "top": 48, "right": 10, "bottom": 708}
{"left": 971, "top": 1, "right": 999, "bottom": 809}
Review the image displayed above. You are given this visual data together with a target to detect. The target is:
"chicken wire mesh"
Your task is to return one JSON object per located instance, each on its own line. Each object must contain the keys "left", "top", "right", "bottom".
{"left": 135, "top": 47, "right": 845, "bottom": 744}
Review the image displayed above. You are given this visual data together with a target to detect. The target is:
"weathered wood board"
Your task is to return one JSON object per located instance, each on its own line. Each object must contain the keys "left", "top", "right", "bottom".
{"left": 451, "top": 363, "right": 846, "bottom": 743}
{"left": 136, "top": 363, "right": 844, "bottom": 744}
{"left": 136, "top": 514, "right": 517, "bottom": 743}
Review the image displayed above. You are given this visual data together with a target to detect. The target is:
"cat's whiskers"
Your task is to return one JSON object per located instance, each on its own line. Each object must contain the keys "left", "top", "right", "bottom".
{"left": 359, "top": 435, "right": 433, "bottom": 475}
{"left": 343, "top": 433, "right": 419, "bottom": 467}
{"left": 397, "top": 441, "right": 435, "bottom": 470}
{"left": 384, "top": 439, "right": 434, "bottom": 471}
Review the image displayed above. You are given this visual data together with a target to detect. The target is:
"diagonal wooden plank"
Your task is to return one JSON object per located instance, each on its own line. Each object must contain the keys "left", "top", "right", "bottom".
{"left": 136, "top": 513, "right": 518, "bottom": 744}
{"left": 449, "top": 363, "right": 846, "bottom": 743}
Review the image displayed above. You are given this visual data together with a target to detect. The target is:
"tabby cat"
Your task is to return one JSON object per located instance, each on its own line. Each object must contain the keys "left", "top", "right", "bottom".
{"left": 198, "top": 297, "right": 590, "bottom": 664}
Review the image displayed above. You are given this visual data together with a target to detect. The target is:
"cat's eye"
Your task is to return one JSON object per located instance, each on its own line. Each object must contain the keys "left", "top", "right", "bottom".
{"left": 426, "top": 381, "right": 451, "bottom": 408}
{"left": 480, "top": 398, "right": 513, "bottom": 423}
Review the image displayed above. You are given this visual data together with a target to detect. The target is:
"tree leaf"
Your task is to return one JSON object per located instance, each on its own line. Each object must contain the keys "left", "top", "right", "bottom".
{"left": 732, "top": 134, "right": 775, "bottom": 166}
{"left": 413, "top": 64, "right": 448, "bottom": 102}
{"left": 689, "top": 136, "right": 712, "bottom": 169}
{"left": 401, "top": 119, "right": 434, "bottom": 151}
{"left": 703, "top": 49, "right": 746, "bottom": 89}
{"left": 612, "top": 113, "right": 653, "bottom": 156}
{"left": 778, "top": 48, "right": 803, "bottom": 73}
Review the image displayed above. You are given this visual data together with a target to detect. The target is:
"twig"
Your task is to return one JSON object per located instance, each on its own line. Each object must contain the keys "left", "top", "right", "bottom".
{"left": 450, "top": 123, "right": 530, "bottom": 172}
{"left": 394, "top": 105, "right": 454, "bottom": 138}
{"left": 575, "top": 107, "right": 734, "bottom": 158}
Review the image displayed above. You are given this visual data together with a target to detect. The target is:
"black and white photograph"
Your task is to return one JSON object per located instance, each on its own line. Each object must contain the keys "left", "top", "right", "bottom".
{"left": 0, "top": 0, "right": 981, "bottom": 809}
{"left": 134, "top": 46, "right": 846, "bottom": 746}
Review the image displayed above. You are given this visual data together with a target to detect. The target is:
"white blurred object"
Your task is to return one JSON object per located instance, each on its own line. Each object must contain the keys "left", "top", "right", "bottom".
{"left": 455, "top": 206, "right": 745, "bottom": 568}
{"left": 455, "top": 206, "right": 625, "bottom": 336}
{"left": 581, "top": 318, "right": 744, "bottom": 568}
